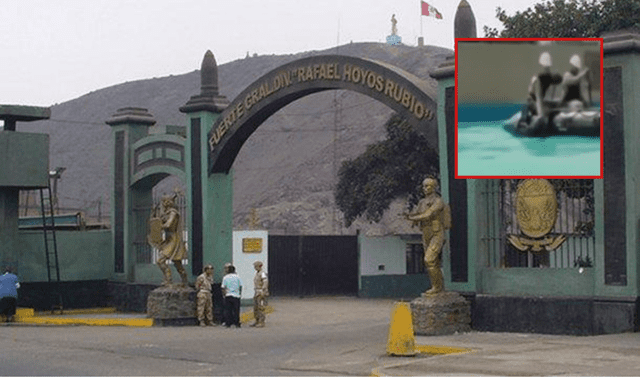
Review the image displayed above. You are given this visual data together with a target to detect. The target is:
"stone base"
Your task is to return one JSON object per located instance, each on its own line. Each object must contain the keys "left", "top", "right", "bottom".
{"left": 410, "top": 291, "right": 471, "bottom": 336}
{"left": 146, "top": 284, "right": 197, "bottom": 326}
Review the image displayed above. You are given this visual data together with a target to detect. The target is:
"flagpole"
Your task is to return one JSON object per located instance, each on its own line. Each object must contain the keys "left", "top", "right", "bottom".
{"left": 420, "top": 0, "right": 423, "bottom": 40}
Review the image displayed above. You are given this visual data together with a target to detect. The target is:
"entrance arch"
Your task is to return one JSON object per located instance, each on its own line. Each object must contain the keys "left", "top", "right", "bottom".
{"left": 108, "top": 54, "right": 441, "bottom": 285}
{"left": 206, "top": 55, "right": 438, "bottom": 174}
{"left": 178, "top": 52, "right": 441, "bottom": 282}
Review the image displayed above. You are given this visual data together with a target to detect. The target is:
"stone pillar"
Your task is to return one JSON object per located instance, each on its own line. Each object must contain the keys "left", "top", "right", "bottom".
{"left": 431, "top": 60, "right": 470, "bottom": 290}
{"left": 180, "top": 50, "right": 230, "bottom": 283}
{"left": 599, "top": 30, "right": 640, "bottom": 295}
{"left": 427, "top": 0, "right": 478, "bottom": 290}
{"left": 106, "top": 107, "right": 156, "bottom": 282}
{"left": 178, "top": 51, "right": 230, "bottom": 324}
{"left": 405, "top": 0, "right": 476, "bottom": 335}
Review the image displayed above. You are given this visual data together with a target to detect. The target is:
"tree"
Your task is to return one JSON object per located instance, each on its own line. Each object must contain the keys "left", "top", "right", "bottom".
{"left": 484, "top": 0, "right": 640, "bottom": 38}
{"left": 335, "top": 114, "right": 438, "bottom": 227}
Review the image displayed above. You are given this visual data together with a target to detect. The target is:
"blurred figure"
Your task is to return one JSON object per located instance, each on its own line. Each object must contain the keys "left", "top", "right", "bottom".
{"left": 559, "top": 54, "right": 591, "bottom": 108}
{"left": 553, "top": 54, "right": 596, "bottom": 132}
{"left": 0, "top": 267, "right": 20, "bottom": 322}
{"left": 518, "top": 52, "right": 563, "bottom": 134}
{"left": 528, "top": 51, "right": 563, "bottom": 117}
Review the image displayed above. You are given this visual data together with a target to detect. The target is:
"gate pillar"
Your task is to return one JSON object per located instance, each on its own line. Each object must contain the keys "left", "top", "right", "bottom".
{"left": 180, "top": 50, "right": 231, "bottom": 281}
{"left": 431, "top": 59, "right": 472, "bottom": 292}
{"left": 600, "top": 30, "right": 640, "bottom": 296}
{"left": 428, "top": 1, "right": 477, "bottom": 293}
{"left": 106, "top": 107, "right": 156, "bottom": 281}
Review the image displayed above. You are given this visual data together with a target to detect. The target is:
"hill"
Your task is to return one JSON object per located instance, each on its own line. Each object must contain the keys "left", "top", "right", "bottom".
{"left": 19, "top": 42, "right": 452, "bottom": 236}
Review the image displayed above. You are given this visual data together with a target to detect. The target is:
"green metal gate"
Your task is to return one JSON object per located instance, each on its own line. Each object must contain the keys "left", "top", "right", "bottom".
{"left": 481, "top": 179, "right": 595, "bottom": 269}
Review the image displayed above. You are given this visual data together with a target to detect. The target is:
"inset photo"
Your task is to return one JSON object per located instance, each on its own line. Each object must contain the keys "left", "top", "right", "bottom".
{"left": 455, "top": 38, "right": 602, "bottom": 178}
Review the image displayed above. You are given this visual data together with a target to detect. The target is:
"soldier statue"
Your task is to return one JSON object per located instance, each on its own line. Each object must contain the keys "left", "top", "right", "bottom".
{"left": 148, "top": 194, "right": 188, "bottom": 286}
{"left": 405, "top": 178, "right": 451, "bottom": 295}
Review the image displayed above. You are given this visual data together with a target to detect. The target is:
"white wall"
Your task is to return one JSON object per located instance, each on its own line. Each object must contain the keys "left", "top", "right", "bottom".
{"left": 359, "top": 236, "right": 408, "bottom": 276}
{"left": 232, "top": 230, "right": 268, "bottom": 301}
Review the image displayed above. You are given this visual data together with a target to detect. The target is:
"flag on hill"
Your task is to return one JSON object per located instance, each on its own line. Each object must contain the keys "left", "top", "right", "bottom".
{"left": 421, "top": 1, "right": 443, "bottom": 19}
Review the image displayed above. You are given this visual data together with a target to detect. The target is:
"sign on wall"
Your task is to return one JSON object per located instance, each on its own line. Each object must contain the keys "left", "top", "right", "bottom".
{"left": 242, "top": 238, "right": 263, "bottom": 253}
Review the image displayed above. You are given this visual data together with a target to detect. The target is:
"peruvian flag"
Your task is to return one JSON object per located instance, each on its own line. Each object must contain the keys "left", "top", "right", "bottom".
{"left": 421, "top": 1, "right": 443, "bottom": 19}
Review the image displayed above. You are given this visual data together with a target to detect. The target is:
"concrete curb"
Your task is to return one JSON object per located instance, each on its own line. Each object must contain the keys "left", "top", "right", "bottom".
{"left": 11, "top": 307, "right": 153, "bottom": 327}
{"left": 6, "top": 306, "right": 274, "bottom": 328}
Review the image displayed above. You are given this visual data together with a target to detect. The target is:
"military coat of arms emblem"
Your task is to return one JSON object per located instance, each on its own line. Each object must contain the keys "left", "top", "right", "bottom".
{"left": 507, "top": 179, "right": 566, "bottom": 253}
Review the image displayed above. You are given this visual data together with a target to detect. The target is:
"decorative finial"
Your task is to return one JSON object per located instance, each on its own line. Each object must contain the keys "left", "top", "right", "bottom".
{"left": 180, "top": 50, "right": 229, "bottom": 113}
{"left": 200, "top": 50, "right": 219, "bottom": 97}
{"left": 454, "top": 0, "right": 477, "bottom": 39}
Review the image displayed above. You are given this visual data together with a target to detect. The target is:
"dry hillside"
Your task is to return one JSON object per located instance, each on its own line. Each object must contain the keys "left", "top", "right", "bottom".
{"left": 19, "top": 42, "right": 452, "bottom": 236}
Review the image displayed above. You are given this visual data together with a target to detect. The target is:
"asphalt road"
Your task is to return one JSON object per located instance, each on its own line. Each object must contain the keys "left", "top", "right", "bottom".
{"left": 7, "top": 296, "right": 640, "bottom": 376}
{"left": 0, "top": 297, "right": 397, "bottom": 376}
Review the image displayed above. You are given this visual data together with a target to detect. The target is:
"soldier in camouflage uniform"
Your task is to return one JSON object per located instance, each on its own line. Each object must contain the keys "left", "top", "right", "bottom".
{"left": 251, "top": 261, "right": 268, "bottom": 328}
{"left": 195, "top": 264, "right": 214, "bottom": 326}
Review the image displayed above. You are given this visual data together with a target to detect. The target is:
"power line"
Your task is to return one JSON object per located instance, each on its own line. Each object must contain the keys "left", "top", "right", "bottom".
{"left": 42, "top": 98, "right": 382, "bottom": 128}
{"left": 233, "top": 161, "right": 335, "bottom": 173}
{"left": 45, "top": 118, "right": 105, "bottom": 126}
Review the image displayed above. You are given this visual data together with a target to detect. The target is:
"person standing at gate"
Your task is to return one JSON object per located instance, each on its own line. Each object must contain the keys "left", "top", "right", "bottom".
{"left": 0, "top": 266, "right": 20, "bottom": 323}
{"left": 221, "top": 264, "right": 242, "bottom": 328}
{"left": 195, "top": 264, "right": 214, "bottom": 327}
{"left": 251, "top": 261, "right": 269, "bottom": 328}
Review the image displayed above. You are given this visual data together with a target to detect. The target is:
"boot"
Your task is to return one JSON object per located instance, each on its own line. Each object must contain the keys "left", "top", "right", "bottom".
{"left": 424, "top": 267, "right": 444, "bottom": 295}
{"left": 178, "top": 269, "right": 188, "bottom": 286}
{"left": 158, "top": 263, "right": 172, "bottom": 286}
{"left": 174, "top": 261, "right": 188, "bottom": 286}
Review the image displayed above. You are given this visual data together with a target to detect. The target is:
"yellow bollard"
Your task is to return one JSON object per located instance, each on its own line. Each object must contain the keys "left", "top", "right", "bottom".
{"left": 386, "top": 301, "right": 416, "bottom": 356}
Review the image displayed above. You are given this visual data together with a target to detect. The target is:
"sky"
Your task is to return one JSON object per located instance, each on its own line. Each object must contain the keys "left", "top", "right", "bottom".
{"left": 1, "top": 0, "right": 545, "bottom": 107}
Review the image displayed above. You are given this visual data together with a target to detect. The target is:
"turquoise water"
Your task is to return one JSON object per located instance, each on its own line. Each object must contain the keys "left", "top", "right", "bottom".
{"left": 457, "top": 110, "right": 601, "bottom": 177}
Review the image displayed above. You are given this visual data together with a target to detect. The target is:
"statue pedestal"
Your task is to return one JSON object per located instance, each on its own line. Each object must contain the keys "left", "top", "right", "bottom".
{"left": 146, "top": 284, "right": 197, "bottom": 326}
{"left": 410, "top": 291, "right": 471, "bottom": 336}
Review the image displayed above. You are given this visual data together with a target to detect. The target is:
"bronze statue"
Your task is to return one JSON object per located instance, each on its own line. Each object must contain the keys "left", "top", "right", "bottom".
{"left": 405, "top": 178, "right": 451, "bottom": 295}
{"left": 148, "top": 194, "right": 188, "bottom": 286}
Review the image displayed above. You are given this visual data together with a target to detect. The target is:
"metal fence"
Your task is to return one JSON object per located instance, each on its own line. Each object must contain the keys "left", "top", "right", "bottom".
{"left": 481, "top": 179, "right": 595, "bottom": 268}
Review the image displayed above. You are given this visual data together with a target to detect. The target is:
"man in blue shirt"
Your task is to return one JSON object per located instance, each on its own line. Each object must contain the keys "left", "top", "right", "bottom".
{"left": 0, "top": 267, "right": 20, "bottom": 322}
{"left": 221, "top": 264, "right": 242, "bottom": 328}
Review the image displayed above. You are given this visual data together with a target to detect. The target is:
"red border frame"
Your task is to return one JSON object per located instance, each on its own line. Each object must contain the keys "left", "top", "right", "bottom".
{"left": 454, "top": 37, "right": 604, "bottom": 179}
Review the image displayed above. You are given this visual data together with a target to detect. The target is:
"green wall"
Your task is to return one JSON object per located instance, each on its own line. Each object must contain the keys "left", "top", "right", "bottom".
{"left": 16, "top": 230, "right": 112, "bottom": 283}
{"left": 481, "top": 268, "right": 595, "bottom": 297}
{"left": 359, "top": 274, "right": 430, "bottom": 298}
{"left": 0, "top": 132, "right": 49, "bottom": 187}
